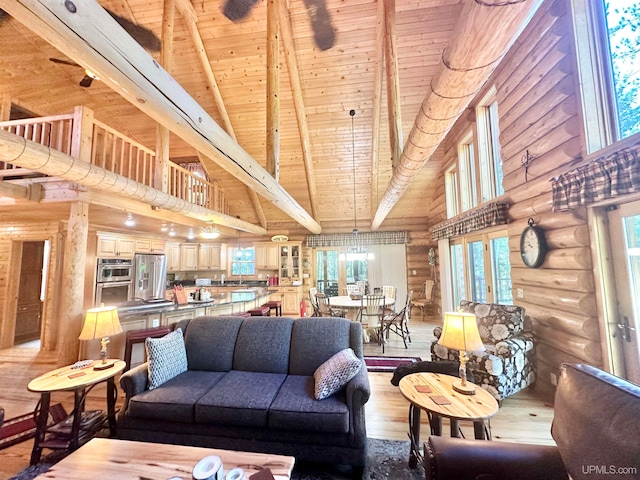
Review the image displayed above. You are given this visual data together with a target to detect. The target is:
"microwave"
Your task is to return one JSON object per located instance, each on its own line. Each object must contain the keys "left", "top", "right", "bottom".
{"left": 97, "top": 258, "right": 133, "bottom": 283}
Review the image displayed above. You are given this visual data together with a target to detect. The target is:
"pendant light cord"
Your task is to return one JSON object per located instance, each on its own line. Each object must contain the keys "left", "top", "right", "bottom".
{"left": 350, "top": 109, "right": 357, "bottom": 236}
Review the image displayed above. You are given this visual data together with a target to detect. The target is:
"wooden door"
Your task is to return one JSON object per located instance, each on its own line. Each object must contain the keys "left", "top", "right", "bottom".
{"left": 14, "top": 241, "right": 44, "bottom": 344}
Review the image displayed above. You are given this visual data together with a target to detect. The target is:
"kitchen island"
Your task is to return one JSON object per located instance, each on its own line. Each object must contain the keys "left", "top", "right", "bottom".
{"left": 83, "top": 287, "right": 274, "bottom": 366}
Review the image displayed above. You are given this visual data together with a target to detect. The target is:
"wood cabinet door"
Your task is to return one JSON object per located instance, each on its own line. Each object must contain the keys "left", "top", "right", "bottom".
{"left": 97, "top": 236, "right": 118, "bottom": 257}
{"left": 198, "top": 244, "right": 212, "bottom": 269}
{"left": 117, "top": 238, "right": 135, "bottom": 257}
{"left": 282, "top": 291, "right": 300, "bottom": 315}
{"left": 180, "top": 245, "right": 199, "bottom": 270}
{"left": 266, "top": 244, "right": 279, "bottom": 269}
{"left": 14, "top": 242, "right": 44, "bottom": 344}
{"left": 166, "top": 243, "right": 181, "bottom": 271}
{"left": 255, "top": 244, "right": 267, "bottom": 268}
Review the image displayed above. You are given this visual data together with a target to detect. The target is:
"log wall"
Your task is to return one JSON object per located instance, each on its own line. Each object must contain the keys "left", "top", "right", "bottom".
{"left": 432, "top": 0, "right": 600, "bottom": 397}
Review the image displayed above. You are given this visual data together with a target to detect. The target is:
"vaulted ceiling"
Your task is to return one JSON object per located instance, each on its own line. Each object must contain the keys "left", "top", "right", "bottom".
{"left": 0, "top": 0, "right": 534, "bottom": 238}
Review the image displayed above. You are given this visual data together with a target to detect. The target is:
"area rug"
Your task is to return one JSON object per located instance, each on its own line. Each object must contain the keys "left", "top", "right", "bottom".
{"left": 10, "top": 438, "right": 423, "bottom": 480}
{"left": 364, "top": 356, "right": 421, "bottom": 373}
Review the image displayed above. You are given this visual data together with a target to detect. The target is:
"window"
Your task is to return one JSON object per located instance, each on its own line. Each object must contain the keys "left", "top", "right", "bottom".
{"left": 571, "top": 0, "right": 640, "bottom": 152}
{"left": 449, "top": 230, "right": 512, "bottom": 305}
{"left": 230, "top": 247, "right": 255, "bottom": 276}
{"left": 476, "top": 89, "right": 504, "bottom": 201}
{"left": 445, "top": 165, "right": 460, "bottom": 218}
{"left": 457, "top": 132, "right": 477, "bottom": 212}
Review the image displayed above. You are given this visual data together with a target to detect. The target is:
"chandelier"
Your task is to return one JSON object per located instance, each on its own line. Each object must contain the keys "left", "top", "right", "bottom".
{"left": 200, "top": 223, "right": 220, "bottom": 239}
{"left": 340, "top": 109, "right": 373, "bottom": 262}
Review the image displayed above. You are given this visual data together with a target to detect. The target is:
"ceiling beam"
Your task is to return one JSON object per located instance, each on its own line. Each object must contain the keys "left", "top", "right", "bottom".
{"left": 0, "top": 0, "right": 321, "bottom": 234}
{"left": 370, "top": 0, "right": 385, "bottom": 213}
{"left": 174, "top": 0, "right": 268, "bottom": 229}
{"left": 383, "top": 0, "right": 403, "bottom": 169}
{"left": 0, "top": 129, "right": 267, "bottom": 234}
{"left": 279, "top": 0, "right": 318, "bottom": 219}
{"left": 371, "top": 0, "right": 544, "bottom": 230}
{"left": 266, "top": 0, "right": 280, "bottom": 182}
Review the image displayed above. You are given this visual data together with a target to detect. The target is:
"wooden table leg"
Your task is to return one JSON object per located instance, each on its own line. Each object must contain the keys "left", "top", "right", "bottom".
{"left": 450, "top": 419, "right": 461, "bottom": 437}
{"left": 473, "top": 420, "right": 491, "bottom": 440}
{"left": 69, "top": 388, "right": 86, "bottom": 452}
{"left": 408, "top": 404, "right": 421, "bottom": 468}
{"left": 30, "top": 392, "right": 50, "bottom": 465}
{"left": 106, "top": 377, "right": 118, "bottom": 436}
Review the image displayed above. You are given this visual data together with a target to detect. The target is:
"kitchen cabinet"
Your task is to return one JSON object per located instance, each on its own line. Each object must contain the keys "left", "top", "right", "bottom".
{"left": 279, "top": 242, "right": 302, "bottom": 281}
{"left": 269, "top": 286, "right": 302, "bottom": 315}
{"left": 162, "top": 309, "right": 195, "bottom": 327}
{"left": 97, "top": 235, "right": 135, "bottom": 258}
{"left": 198, "top": 243, "right": 227, "bottom": 270}
{"left": 135, "top": 238, "right": 165, "bottom": 253}
{"left": 165, "top": 242, "right": 181, "bottom": 272}
{"left": 255, "top": 243, "right": 279, "bottom": 269}
{"left": 180, "top": 244, "right": 199, "bottom": 270}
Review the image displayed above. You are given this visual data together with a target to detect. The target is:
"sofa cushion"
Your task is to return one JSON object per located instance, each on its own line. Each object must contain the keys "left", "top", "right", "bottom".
{"left": 289, "top": 317, "right": 361, "bottom": 376}
{"left": 184, "top": 317, "right": 244, "bottom": 371}
{"left": 128, "top": 370, "right": 226, "bottom": 423}
{"left": 269, "top": 375, "right": 350, "bottom": 433}
{"left": 314, "top": 348, "right": 362, "bottom": 400}
{"left": 146, "top": 328, "right": 188, "bottom": 390}
{"left": 195, "top": 370, "right": 287, "bottom": 428}
{"left": 232, "top": 317, "right": 294, "bottom": 374}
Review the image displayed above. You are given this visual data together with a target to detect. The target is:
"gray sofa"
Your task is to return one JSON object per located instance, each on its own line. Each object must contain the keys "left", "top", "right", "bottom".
{"left": 117, "top": 316, "right": 370, "bottom": 477}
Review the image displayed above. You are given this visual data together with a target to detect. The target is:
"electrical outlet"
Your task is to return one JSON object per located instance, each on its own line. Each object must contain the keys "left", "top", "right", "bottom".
{"left": 152, "top": 318, "right": 160, "bottom": 328}
{"left": 550, "top": 372, "right": 557, "bottom": 386}
{"left": 516, "top": 288, "right": 524, "bottom": 299}
{"left": 412, "top": 270, "right": 417, "bottom": 275}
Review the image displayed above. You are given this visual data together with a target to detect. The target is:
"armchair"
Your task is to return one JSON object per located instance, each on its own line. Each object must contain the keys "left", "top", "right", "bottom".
{"left": 424, "top": 363, "right": 640, "bottom": 480}
{"left": 430, "top": 300, "right": 535, "bottom": 400}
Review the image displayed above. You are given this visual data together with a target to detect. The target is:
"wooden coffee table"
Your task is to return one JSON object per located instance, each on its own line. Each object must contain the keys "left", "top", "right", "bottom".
{"left": 35, "top": 438, "right": 296, "bottom": 479}
{"left": 399, "top": 372, "right": 499, "bottom": 468}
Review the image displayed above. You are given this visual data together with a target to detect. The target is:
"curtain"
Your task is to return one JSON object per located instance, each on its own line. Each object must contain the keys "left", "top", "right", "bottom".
{"left": 431, "top": 202, "right": 509, "bottom": 241}
{"left": 367, "top": 244, "right": 407, "bottom": 313}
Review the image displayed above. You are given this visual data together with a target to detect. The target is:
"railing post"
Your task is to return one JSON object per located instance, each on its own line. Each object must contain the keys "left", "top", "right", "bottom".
{"left": 71, "top": 105, "right": 94, "bottom": 161}
{"left": 155, "top": 124, "right": 170, "bottom": 193}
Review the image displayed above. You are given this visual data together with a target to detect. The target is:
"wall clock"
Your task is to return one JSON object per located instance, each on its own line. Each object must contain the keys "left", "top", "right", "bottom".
{"left": 520, "top": 218, "right": 547, "bottom": 268}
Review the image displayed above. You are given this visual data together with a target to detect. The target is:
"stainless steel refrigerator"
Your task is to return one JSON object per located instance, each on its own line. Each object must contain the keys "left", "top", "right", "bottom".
{"left": 133, "top": 253, "right": 167, "bottom": 300}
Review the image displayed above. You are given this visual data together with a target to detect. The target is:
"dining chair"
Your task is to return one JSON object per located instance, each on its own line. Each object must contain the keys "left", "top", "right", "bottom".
{"left": 381, "top": 285, "right": 397, "bottom": 314}
{"left": 359, "top": 294, "right": 385, "bottom": 339}
{"left": 315, "top": 292, "right": 345, "bottom": 317}
{"left": 356, "top": 280, "right": 367, "bottom": 295}
{"left": 380, "top": 290, "right": 413, "bottom": 353}
{"left": 344, "top": 284, "right": 360, "bottom": 296}
{"left": 411, "top": 280, "right": 436, "bottom": 321}
{"left": 309, "top": 287, "right": 321, "bottom": 316}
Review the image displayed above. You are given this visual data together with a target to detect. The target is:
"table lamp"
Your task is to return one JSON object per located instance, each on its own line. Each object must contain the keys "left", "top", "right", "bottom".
{"left": 438, "top": 311, "right": 485, "bottom": 395}
{"left": 79, "top": 304, "right": 123, "bottom": 370}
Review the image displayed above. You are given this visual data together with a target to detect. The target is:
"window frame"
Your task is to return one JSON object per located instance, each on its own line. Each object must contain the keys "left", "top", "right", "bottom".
{"left": 476, "top": 87, "right": 504, "bottom": 202}
{"left": 229, "top": 246, "right": 256, "bottom": 276}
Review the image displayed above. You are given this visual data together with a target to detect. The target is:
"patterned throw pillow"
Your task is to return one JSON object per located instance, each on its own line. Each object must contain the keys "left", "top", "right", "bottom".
{"left": 314, "top": 348, "right": 362, "bottom": 400}
{"left": 146, "top": 328, "right": 188, "bottom": 390}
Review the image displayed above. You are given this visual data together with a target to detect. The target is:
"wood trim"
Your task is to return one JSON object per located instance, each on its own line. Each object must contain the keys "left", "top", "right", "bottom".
{"left": 266, "top": 0, "right": 280, "bottom": 181}
{"left": 384, "top": 0, "right": 403, "bottom": 169}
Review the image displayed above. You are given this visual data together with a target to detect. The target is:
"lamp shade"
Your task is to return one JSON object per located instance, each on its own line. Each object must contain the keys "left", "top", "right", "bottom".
{"left": 79, "top": 305, "right": 123, "bottom": 340}
{"left": 438, "top": 311, "right": 485, "bottom": 352}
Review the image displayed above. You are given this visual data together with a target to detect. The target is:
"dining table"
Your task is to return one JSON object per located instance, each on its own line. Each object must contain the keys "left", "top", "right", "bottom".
{"left": 328, "top": 295, "right": 395, "bottom": 343}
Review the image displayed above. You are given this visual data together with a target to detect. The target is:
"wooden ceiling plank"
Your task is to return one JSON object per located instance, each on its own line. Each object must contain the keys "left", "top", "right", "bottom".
{"left": 279, "top": 0, "right": 318, "bottom": 219}
{"left": 384, "top": 0, "right": 404, "bottom": 169}
{"left": 371, "top": 0, "right": 544, "bottom": 230}
{"left": 1, "top": 0, "right": 320, "bottom": 233}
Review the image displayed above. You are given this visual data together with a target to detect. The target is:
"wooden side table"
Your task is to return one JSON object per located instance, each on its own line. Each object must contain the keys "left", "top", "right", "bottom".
{"left": 399, "top": 372, "right": 499, "bottom": 468}
{"left": 27, "top": 359, "right": 125, "bottom": 465}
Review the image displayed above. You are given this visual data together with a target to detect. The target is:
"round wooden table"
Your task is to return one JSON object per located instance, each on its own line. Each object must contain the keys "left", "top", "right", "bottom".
{"left": 328, "top": 295, "right": 395, "bottom": 342}
{"left": 28, "top": 359, "right": 126, "bottom": 465}
{"left": 398, "top": 371, "right": 499, "bottom": 468}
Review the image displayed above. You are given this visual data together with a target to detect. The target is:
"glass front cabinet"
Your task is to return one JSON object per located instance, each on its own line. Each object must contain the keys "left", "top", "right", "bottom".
{"left": 279, "top": 242, "right": 301, "bottom": 280}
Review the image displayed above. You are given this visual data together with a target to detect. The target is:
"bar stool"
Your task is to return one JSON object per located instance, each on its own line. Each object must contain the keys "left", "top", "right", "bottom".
{"left": 237, "top": 312, "right": 251, "bottom": 318}
{"left": 247, "top": 306, "right": 270, "bottom": 316}
{"left": 262, "top": 300, "right": 282, "bottom": 316}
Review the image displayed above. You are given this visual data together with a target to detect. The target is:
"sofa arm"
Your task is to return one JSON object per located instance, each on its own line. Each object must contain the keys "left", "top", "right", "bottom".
{"left": 346, "top": 362, "right": 371, "bottom": 405}
{"left": 119, "top": 363, "right": 149, "bottom": 398}
{"left": 425, "top": 436, "right": 568, "bottom": 480}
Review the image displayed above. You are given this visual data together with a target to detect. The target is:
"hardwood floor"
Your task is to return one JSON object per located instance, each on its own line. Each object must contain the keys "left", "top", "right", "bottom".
{"left": 0, "top": 317, "right": 554, "bottom": 479}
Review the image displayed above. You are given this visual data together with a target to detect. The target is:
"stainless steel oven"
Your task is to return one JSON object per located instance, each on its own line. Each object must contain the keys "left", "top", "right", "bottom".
{"left": 95, "top": 280, "right": 133, "bottom": 307}
{"left": 97, "top": 258, "right": 133, "bottom": 282}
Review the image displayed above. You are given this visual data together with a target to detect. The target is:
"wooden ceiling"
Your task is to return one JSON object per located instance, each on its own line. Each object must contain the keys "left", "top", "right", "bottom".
{"left": 0, "top": 0, "right": 462, "bottom": 237}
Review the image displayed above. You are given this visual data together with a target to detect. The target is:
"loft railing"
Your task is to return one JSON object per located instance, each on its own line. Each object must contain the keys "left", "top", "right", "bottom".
{"left": 0, "top": 106, "right": 228, "bottom": 214}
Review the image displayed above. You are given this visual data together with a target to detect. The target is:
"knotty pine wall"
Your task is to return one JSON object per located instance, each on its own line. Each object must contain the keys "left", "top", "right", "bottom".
{"left": 431, "top": 0, "right": 600, "bottom": 397}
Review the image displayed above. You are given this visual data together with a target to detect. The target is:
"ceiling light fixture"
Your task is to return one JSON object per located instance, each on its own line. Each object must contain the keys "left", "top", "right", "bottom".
{"left": 200, "top": 223, "right": 221, "bottom": 239}
{"left": 340, "top": 109, "right": 373, "bottom": 262}
{"left": 160, "top": 223, "right": 168, "bottom": 232}
{"left": 124, "top": 213, "right": 136, "bottom": 227}
{"left": 187, "top": 229, "right": 196, "bottom": 240}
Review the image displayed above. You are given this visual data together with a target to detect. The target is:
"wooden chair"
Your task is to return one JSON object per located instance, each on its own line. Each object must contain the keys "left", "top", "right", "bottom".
{"left": 356, "top": 280, "right": 367, "bottom": 295}
{"left": 359, "top": 294, "right": 385, "bottom": 338}
{"left": 381, "top": 285, "right": 397, "bottom": 314}
{"left": 380, "top": 290, "right": 413, "bottom": 353}
{"left": 411, "top": 280, "right": 436, "bottom": 321}
{"left": 315, "top": 292, "right": 345, "bottom": 317}
{"left": 344, "top": 284, "right": 360, "bottom": 296}
{"left": 309, "top": 287, "right": 321, "bottom": 316}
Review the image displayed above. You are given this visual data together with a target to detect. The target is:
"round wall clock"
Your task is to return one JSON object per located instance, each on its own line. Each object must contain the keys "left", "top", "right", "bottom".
{"left": 520, "top": 218, "right": 547, "bottom": 268}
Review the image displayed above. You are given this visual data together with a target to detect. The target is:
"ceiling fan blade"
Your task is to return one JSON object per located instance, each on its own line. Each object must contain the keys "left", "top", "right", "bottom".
{"left": 49, "top": 57, "right": 82, "bottom": 68}
{"left": 222, "top": 0, "right": 259, "bottom": 22}
{"left": 303, "top": 0, "right": 335, "bottom": 51}
{"left": 106, "top": 9, "right": 161, "bottom": 52}
{"left": 79, "top": 75, "right": 94, "bottom": 88}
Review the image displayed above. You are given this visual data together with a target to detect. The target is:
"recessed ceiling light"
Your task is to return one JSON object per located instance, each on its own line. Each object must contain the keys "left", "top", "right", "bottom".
{"left": 125, "top": 213, "right": 136, "bottom": 227}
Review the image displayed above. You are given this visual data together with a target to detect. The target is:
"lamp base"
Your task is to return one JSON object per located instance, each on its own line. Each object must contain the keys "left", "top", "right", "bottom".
{"left": 452, "top": 379, "right": 477, "bottom": 395}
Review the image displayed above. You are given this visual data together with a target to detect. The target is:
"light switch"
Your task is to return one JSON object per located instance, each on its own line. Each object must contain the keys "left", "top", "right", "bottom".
{"left": 516, "top": 288, "right": 524, "bottom": 299}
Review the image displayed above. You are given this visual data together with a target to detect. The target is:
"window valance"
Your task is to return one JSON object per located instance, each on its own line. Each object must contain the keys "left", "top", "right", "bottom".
{"left": 306, "top": 231, "right": 408, "bottom": 248}
{"left": 551, "top": 139, "right": 640, "bottom": 211}
{"left": 431, "top": 202, "right": 509, "bottom": 241}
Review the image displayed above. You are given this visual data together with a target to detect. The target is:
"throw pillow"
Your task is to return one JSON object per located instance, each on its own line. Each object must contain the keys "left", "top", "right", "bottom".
{"left": 146, "top": 328, "right": 188, "bottom": 390}
{"left": 314, "top": 348, "right": 362, "bottom": 400}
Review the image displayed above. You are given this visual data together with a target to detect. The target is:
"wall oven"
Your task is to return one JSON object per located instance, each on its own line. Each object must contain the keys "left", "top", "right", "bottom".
{"left": 95, "top": 258, "right": 134, "bottom": 306}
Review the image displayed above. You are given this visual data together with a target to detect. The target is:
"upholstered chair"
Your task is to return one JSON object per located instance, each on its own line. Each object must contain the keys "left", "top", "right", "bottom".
{"left": 430, "top": 300, "right": 536, "bottom": 401}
